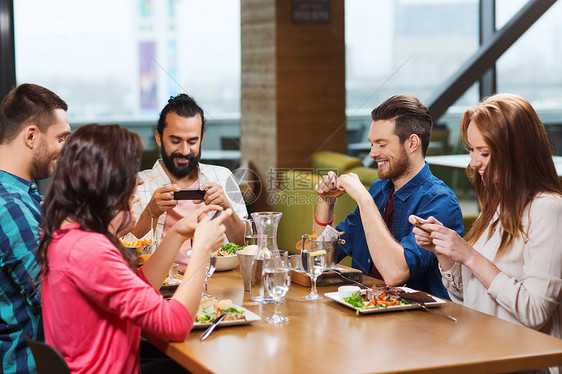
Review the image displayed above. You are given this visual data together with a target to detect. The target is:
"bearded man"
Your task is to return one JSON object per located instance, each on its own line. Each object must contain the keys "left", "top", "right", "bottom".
{"left": 0, "top": 83, "right": 71, "bottom": 374}
{"left": 313, "top": 95, "right": 463, "bottom": 299}
{"left": 131, "top": 94, "right": 247, "bottom": 270}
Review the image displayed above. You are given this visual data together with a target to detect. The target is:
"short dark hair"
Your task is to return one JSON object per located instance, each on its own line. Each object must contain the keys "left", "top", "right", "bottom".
{"left": 371, "top": 94, "right": 433, "bottom": 156}
{"left": 0, "top": 83, "right": 68, "bottom": 144}
{"left": 156, "top": 93, "right": 205, "bottom": 137}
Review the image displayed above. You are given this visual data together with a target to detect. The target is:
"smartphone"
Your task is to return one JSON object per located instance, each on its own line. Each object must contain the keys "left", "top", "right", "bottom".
{"left": 174, "top": 189, "right": 205, "bottom": 200}
{"left": 413, "top": 219, "right": 430, "bottom": 232}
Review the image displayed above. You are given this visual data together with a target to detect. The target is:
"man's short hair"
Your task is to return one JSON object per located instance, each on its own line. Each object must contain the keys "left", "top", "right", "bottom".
{"left": 371, "top": 94, "right": 433, "bottom": 156}
{"left": 0, "top": 83, "right": 68, "bottom": 144}
{"left": 157, "top": 93, "right": 205, "bottom": 137}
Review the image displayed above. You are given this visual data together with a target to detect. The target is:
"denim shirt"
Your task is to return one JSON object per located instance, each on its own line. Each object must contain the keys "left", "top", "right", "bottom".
{"left": 336, "top": 163, "right": 464, "bottom": 299}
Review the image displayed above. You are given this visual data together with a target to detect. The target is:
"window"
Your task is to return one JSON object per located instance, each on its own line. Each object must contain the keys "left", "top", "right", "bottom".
{"left": 497, "top": 0, "right": 562, "bottom": 123}
{"left": 345, "top": 0, "right": 479, "bottom": 119}
{"left": 346, "top": 0, "right": 562, "bottom": 154}
{"left": 14, "top": 0, "right": 240, "bottom": 149}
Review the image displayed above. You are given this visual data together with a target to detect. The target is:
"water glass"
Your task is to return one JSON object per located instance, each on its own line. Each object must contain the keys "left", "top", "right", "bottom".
{"left": 289, "top": 254, "right": 304, "bottom": 272}
{"left": 263, "top": 250, "right": 291, "bottom": 323}
{"left": 301, "top": 234, "right": 326, "bottom": 300}
{"left": 243, "top": 219, "right": 258, "bottom": 246}
{"left": 202, "top": 253, "right": 217, "bottom": 299}
{"left": 167, "top": 263, "right": 181, "bottom": 285}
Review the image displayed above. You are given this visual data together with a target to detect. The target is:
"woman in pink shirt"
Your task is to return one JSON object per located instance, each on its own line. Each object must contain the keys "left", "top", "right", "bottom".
{"left": 37, "top": 123, "right": 231, "bottom": 374}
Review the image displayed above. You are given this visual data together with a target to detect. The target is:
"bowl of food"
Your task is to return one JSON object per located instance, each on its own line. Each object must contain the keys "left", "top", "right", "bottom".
{"left": 120, "top": 237, "right": 151, "bottom": 256}
{"left": 215, "top": 243, "right": 244, "bottom": 271}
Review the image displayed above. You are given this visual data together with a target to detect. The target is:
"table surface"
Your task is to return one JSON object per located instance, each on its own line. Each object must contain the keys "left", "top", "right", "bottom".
{"left": 146, "top": 268, "right": 562, "bottom": 374}
{"left": 426, "top": 154, "right": 562, "bottom": 177}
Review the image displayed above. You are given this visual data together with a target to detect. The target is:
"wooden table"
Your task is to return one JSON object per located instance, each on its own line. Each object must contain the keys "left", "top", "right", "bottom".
{"left": 146, "top": 269, "right": 562, "bottom": 373}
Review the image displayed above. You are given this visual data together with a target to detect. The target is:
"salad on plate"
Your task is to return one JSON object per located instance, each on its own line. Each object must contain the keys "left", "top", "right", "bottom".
{"left": 196, "top": 297, "right": 246, "bottom": 323}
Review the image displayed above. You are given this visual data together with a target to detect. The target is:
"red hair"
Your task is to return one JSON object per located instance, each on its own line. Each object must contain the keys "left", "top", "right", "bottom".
{"left": 461, "top": 94, "right": 561, "bottom": 256}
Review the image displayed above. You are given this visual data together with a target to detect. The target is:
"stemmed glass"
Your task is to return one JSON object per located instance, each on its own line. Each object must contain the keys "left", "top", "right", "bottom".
{"left": 263, "top": 250, "right": 291, "bottom": 324}
{"left": 301, "top": 234, "right": 326, "bottom": 300}
{"left": 167, "top": 263, "right": 181, "bottom": 285}
{"left": 202, "top": 253, "right": 217, "bottom": 299}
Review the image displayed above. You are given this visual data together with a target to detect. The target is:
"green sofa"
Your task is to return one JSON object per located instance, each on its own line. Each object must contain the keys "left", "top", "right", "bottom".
{"left": 274, "top": 151, "right": 378, "bottom": 254}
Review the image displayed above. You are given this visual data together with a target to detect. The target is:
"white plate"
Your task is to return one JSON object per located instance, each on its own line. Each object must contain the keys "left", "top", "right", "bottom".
{"left": 193, "top": 306, "right": 261, "bottom": 329}
{"left": 324, "top": 287, "right": 446, "bottom": 315}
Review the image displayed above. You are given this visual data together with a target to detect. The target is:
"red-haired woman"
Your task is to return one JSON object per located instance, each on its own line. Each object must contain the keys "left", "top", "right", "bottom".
{"left": 410, "top": 94, "right": 562, "bottom": 349}
{"left": 38, "top": 123, "right": 231, "bottom": 373}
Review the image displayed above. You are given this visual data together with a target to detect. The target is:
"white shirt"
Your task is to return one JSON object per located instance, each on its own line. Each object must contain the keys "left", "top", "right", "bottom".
{"left": 442, "top": 193, "right": 562, "bottom": 373}
{"left": 132, "top": 159, "right": 248, "bottom": 243}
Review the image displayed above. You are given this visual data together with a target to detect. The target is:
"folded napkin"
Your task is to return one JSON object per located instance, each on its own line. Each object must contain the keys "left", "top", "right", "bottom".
{"left": 318, "top": 224, "right": 340, "bottom": 241}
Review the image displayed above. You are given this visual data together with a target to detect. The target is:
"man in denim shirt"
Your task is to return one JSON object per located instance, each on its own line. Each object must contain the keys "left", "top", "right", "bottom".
{"left": 313, "top": 95, "right": 463, "bottom": 299}
{"left": 0, "top": 84, "right": 70, "bottom": 373}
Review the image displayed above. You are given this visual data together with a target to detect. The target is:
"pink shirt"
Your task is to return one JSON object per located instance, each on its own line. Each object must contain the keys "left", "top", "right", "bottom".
{"left": 41, "top": 224, "right": 192, "bottom": 374}
{"left": 162, "top": 180, "right": 201, "bottom": 269}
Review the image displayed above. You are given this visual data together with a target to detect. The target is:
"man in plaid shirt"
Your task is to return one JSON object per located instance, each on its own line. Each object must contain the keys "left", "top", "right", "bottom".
{"left": 0, "top": 84, "right": 70, "bottom": 374}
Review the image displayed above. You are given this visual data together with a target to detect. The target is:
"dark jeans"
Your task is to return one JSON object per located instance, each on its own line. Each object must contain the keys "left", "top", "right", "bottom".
{"left": 140, "top": 340, "right": 190, "bottom": 374}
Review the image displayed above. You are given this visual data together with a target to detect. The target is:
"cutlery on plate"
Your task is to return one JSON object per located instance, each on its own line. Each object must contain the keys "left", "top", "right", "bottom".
{"left": 329, "top": 268, "right": 371, "bottom": 289}
{"left": 401, "top": 297, "right": 457, "bottom": 322}
{"left": 200, "top": 314, "right": 227, "bottom": 341}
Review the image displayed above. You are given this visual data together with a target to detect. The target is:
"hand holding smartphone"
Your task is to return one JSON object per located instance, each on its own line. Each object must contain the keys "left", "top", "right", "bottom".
{"left": 411, "top": 215, "right": 431, "bottom": 233}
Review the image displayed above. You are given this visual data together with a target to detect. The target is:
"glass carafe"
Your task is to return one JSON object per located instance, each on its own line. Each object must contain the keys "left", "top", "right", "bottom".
{"left": 250, "top": 212, "right": 282, "bottom": 303}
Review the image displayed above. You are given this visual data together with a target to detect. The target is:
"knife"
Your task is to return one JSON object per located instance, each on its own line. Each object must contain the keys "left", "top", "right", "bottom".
{"left": 200, "top": 314, "right": 227, "bottom": 341}
{"left": 401, "top": 297, "right": 458, "bottom": 322}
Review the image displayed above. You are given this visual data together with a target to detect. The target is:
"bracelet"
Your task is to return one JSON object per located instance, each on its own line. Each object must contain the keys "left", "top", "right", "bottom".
{"left": 314, "top": 215, "right": 334, "bottom": 226}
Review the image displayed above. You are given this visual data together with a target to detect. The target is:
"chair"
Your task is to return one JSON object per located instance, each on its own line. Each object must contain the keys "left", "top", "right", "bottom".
{"left": 141, "top": 149, "right": 161, "bottom": 170}
{"left": 23, "top": 332, "right": 70, "bottom": 374}
{"left": 426, "top": 125, "right": 451, "bottom": 156}
{"left": 463, "top": 213, "right": 479, "bottom": 236}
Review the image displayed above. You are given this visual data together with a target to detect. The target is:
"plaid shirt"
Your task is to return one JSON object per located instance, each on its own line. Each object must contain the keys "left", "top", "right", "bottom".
{"left": 132, "top": 160, "right": 248, "bottom": 242}
{"left": 0, "top": 170, "right": 44, "bottom": 374}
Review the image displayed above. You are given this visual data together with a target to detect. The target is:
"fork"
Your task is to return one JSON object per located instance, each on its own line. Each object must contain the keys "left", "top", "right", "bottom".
{"left": 329, "top": 268, "right": 372, "bottom": 289}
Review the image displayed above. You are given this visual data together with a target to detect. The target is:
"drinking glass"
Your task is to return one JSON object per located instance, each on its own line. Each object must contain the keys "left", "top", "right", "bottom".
{"left": 263, "top": 250, "right": 291, "bottom": 324}
{"left": 243, "top": 219, "right": 258, "bottom": 246}
{"left": 301, "top": 235, "right": 326, "bottom": 300}
{"left": 167, "top": 263, "right": 181, "bottom": 285}
{"left": 202, "top": 253, "right": 217, "bottom": 299}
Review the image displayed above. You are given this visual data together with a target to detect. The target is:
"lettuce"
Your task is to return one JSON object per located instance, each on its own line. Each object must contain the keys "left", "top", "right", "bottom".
{"left": 343, "top": 292, "right": 365, "bottom": 308}
{"left": 220, "top": 243, "right": 244, "bottom": 254}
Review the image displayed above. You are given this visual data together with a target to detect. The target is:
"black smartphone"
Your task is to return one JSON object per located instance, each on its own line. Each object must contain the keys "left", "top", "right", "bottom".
{"left": 173, "top": 189, "right": 205, "bottom": 200}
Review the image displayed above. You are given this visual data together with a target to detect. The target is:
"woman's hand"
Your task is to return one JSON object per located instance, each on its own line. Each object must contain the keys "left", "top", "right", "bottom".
{"left": 172, "top": 205, "right": 224, "bottom": 239}
{"left": 192, "top": 208, "right": 233, "bottom": 256}
{"left": 409, "top": 214, "right": 475, "bottom": 269}
{"left": 409, "top": 215, "right": 441, "bottom": 253}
